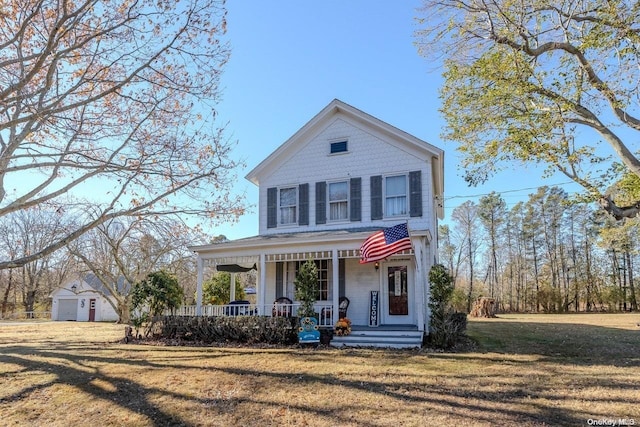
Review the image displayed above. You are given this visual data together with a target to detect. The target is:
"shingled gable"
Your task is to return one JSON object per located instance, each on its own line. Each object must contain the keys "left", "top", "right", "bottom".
{"left": 245, "top": 99, "right": 444, "bottom": 218}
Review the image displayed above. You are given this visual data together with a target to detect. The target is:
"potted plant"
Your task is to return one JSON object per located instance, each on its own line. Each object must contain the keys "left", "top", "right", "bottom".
{"left": 334, "top": 317, "right": 352, "bottom": 336}
{"left": 295, "top": 259, "right": 320, "bottom": 344}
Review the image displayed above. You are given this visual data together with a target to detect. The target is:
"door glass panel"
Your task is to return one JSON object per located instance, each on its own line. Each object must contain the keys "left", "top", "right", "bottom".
{"left": 387, "top": 266, "right": 408, "bottom": 315}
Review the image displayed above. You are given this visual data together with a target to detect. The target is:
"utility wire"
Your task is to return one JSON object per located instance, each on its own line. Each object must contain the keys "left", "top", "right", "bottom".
{"left": 443, "top": 181, "right": 577, "bottom": 201}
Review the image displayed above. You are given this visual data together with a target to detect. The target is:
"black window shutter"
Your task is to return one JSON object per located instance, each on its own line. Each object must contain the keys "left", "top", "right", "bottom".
{"left": 299, "top": 183, "right": 309, "bottom": 225}
{"left": 409, "top": 170, "right": 423, "bottom": 217}
{"left": 370, "top": 175, "right": 383, "bottom": 220}
{"left": 315, "top": 181, "right": 326, "bottom": 224}
{"left": 350, "top": 177, "right": 361, "bottom": 222}
{"left": 267, "top": 187, "right": 277, "bottom": 228}
{"left": 275, "top": 262, "right": 283, "bottom": 298}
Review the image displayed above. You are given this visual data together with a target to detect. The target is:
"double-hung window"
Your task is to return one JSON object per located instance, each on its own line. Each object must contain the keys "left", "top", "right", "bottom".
{"left": 385, "top": 175, "right": 407, "bottom": 217}
{"left": 289, "top": 260, "right": 331, "bottom": 301}
{"left": 316, "top": 259, "right": 330, "bottom": 301}
{"left": 279, "top": 187, "right": 297, "bottom": 225}
{"left": 328, "top": 181, "right": 348, "bottom": 221}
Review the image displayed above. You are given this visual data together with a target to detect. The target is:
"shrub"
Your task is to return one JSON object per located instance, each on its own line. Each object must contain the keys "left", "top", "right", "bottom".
{"left": 428, "top": 264, "right": 467, "bottom": 348}
{"left": 131, "top": 270, "right": 183, "bottom": 337}
{"left": 202, "top": 272, "right": 246, "bottom": 305}
{"left": 429, "top": 264, "right": 454, "bottom": 314}
{"left": 160, "top": 315, "right": 298, "bottom": 345}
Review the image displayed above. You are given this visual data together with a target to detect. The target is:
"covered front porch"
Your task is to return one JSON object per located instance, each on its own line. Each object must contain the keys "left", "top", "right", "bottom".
{"left": 187, "top": 228, "right": 433, "bottom": 332}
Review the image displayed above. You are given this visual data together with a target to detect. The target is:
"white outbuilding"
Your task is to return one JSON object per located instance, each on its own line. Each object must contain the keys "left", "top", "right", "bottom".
{"left": 50, "top": 274, "right": 121, "bottom": 322}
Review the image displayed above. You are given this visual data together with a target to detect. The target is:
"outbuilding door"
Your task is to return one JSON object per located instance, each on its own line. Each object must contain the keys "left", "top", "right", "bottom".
{"left": 89, "top": 299, "right": 96, "bottom": 322}
{"left": 58, "top": 299, "right": 78, "bottom": 321}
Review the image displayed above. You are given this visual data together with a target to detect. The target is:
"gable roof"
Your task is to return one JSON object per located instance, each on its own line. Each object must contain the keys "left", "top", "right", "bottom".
{"left": 245, "top": 99, "right": 445, "bottom": 202}
{"left": 83, "top": 273, "right": 130, "bottom": 296}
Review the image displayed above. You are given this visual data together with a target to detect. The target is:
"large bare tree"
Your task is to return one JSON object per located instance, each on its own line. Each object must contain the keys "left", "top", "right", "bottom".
{"left": 68, "top": 216, "right": 206, "bottom": 323}
{"left": 0, "top": 0, "right": 244, "bottom": 270}
{"left": 450, "top": 200, "right": 482, "bottom": 312}
{"left": 0, "top": 205, "right": 76, "bottom": 315}
{"left": 415, "top": 0, "right": 640, "bottom": 219}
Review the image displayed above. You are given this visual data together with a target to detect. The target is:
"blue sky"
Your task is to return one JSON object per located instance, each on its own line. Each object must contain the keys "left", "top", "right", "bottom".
{"left": 213, "top": 1, "right": 582, "bottom": 240}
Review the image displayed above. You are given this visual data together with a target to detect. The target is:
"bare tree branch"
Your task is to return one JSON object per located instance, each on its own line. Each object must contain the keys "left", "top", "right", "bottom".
{"left": 0, "top": 0, "right": 244, "bottom": 269}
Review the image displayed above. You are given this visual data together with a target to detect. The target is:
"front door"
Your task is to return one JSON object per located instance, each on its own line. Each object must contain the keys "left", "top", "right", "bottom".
{"left": 382, "top": 262, "right": 414, "bottom": 325}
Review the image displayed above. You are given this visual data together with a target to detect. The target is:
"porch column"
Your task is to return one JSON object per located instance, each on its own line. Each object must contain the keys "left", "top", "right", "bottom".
{"left": 259, "top": 253, "right": 267, "bottom": 314}
{"left": 332, "top": 249, "right": 339, "bottom": 325}
{"left": 412, "top": 236, "right": 427, "bottom": 332}
{"left": 196, "top": 255, "right": 203, "bottom": 316}
{"left": 230, "top": 273, "right": 237, "bottom": 301}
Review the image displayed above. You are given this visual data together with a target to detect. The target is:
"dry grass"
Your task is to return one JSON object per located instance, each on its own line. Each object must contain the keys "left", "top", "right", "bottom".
{"left": 1, "top": 314, "right": 639, "bottom": 426}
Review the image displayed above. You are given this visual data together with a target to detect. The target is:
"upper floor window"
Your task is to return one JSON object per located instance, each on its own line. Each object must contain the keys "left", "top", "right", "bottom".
{"left": 370, "top": 171, "right": 420, "bottom": 221}
{"left": 385, "top": 175, "right": 407, "bottom": 217}
{"left": 330, "top": 140, "right": 348, "bottom": 154}
{"left": 279, "top": 187, "right": 297, "bottom": 225}
{"left": 328, "top": 181, "right": 348, "bottom": 221}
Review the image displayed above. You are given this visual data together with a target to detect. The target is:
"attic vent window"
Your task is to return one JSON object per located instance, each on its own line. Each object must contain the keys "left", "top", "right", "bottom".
{"left": 330, "top": 140, "right": 348, "bottom": 154}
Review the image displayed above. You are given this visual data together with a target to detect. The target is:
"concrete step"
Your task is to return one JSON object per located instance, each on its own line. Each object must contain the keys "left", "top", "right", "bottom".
{"left": 330, "top": 328, "right": 423, "bottom": 349}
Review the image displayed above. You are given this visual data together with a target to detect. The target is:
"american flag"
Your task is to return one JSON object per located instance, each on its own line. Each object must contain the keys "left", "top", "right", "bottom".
{"left": 359, "top": 223, "right": 412, "bottom": 264}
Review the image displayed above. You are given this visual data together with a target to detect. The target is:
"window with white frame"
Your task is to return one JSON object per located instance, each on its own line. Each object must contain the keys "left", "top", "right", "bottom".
{"left": 315, "top": 259, "right": 330, "bottom": 301}
{"left": 291, "top": 260, "right": 331, "bottom": 301}
{"left": 279, "top": 187, "right": 297, "bottom": 225}
{"left": 385, "top": 175, "right": 407, "bottom": 217}
{"left": 328, "top": 181, "right": 348, "bottom": 221}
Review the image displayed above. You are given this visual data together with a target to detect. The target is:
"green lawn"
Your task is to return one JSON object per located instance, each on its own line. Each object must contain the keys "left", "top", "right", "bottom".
{"left": 0, "top": 314, "right": 638, "bottom": 426}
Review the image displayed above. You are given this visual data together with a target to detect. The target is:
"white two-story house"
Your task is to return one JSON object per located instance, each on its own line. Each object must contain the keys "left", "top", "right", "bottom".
{"left": 189, "top": 99, "right": 444, "bottom": 342}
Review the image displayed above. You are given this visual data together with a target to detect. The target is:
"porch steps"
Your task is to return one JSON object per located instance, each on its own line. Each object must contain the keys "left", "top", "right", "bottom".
{"left": 330, "top": 326, "right": 423, "bottom": 349}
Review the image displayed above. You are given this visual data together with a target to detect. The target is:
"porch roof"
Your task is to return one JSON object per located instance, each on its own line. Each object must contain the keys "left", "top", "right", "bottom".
{"left": 188, "top": 227, "right": 431, "bottom": 262}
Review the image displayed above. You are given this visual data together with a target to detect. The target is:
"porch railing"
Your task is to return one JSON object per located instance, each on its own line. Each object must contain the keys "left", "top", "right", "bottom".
{"left": 169, "top": 302, "right": 334, "bottom": 327}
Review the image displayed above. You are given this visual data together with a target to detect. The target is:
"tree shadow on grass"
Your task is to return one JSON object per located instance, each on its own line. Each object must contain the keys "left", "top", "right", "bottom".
{"left": 189, "top": 364, "right": 600, "bottom": 426}
{"left": 2, "top": 319, "right": 639, "bottom": 426}
{"left": 0, "top": 340, "right": 593, "bottom": 427}
{"left": 466, "top": 320, "right": 640, "bottom": 367}
{"left": 0, "top": 349, "right": 191, "bottom": 426}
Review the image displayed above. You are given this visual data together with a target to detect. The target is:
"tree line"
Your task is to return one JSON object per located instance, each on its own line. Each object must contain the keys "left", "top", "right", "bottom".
{"left": 0, "top": 209, "right": 207, "bottom": 321}
{"left": 440, "top": 186, "right": 639, "bottom": 313}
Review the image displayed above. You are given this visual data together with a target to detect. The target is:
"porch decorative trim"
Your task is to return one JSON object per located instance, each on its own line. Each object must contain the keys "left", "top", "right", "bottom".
{"left": 198, "top": 248, "right": 413, "bottom": 264}
{"left": 266, "top": 251, "right": 333, "bottom": 262}
{"left": 338, "top": 249, "right": 361, "bottom": 259}
{"left": 337, "top": 248, "right": 414, "bottom": 259}
{"left": 204, "top": 256, "right": 260, "bottom": 266}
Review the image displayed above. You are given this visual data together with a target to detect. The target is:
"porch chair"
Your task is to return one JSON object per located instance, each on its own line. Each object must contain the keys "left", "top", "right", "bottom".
{"left": 321, "top": 296, "right": 350, "bottom": 323}
{"left": 338, "top": 296, "right": 350, "bottom": 319}
{"left": 272, "top": 296, "right": 293, "bottom": 317}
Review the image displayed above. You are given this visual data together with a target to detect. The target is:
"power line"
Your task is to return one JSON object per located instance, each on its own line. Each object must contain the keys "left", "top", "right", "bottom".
{"left": 443, "top": 181, "right": 577, "bottom": 201}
